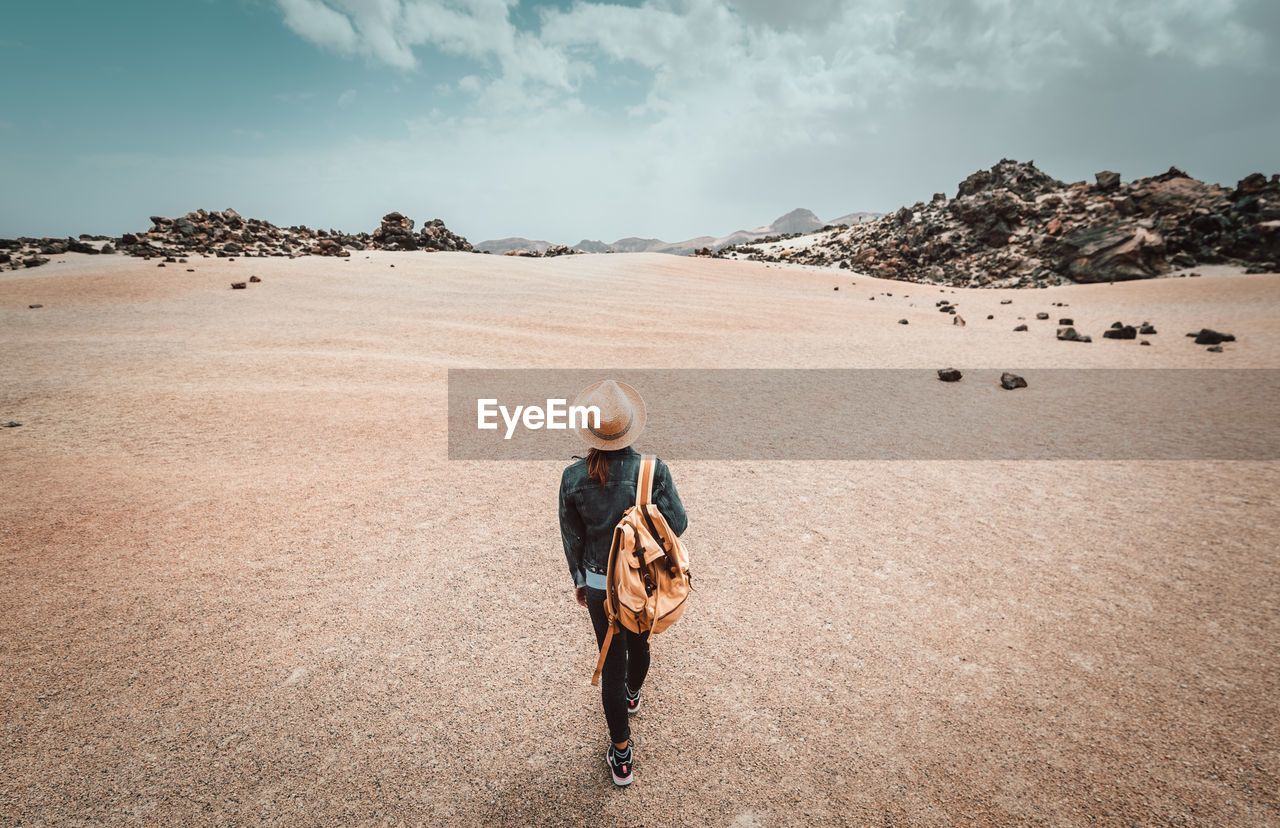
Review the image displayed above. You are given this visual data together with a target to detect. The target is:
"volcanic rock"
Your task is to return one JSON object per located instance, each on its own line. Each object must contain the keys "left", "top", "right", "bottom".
{"left": 1057, "top": 327, "right": 1091, "bottom": 342}
{"left": 1057, "top": 224, "right": 1167, "bottom": 282}
{"left": 937, "top": 368, "right": 963, "bottom": 382}
{"left": 1192, "top": 329, "right": 1235, "bottom": 345}
{"left": 1102, "top": 325, "right": 1138, "bottom": 340}
{"left": 1000, "top": 372, "right": 1028, "bottom": 390}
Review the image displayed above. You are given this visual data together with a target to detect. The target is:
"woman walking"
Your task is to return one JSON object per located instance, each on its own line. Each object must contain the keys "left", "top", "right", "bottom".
{"left": 559, "top": 380, "right": 688, "bottom": 787}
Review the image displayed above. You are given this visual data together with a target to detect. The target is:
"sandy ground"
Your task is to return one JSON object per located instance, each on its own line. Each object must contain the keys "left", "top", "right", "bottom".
{"left": 2, "top": 251, "right": 1278, "bottom": 826}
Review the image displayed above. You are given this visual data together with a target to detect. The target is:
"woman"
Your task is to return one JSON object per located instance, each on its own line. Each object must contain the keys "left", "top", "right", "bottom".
{"left": 558, "top": 379, "right": 688, "bottom": 787}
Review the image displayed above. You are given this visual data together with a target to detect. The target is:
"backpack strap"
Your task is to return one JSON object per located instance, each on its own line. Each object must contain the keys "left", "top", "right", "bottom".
{"left": 636, "top": 454, "right": 655, "bottom": 507}
{"left": 591, "top": 625, "right": 615, "bottom": 686}
{"left": 592, "top": 522, "right": 626, "bottom": 685}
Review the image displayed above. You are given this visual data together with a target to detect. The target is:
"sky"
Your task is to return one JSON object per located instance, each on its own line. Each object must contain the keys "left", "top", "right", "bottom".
{"left": 1, "top": 0, "right": 1277, "bottom": 244}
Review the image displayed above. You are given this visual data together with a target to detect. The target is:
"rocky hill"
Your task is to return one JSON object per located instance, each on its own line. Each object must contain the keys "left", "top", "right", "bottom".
{"left": 1, "top": 210, "right": 473, "bottom": 270}
{"left": 718, "top": 160, "right": 1280, "bottom": 287}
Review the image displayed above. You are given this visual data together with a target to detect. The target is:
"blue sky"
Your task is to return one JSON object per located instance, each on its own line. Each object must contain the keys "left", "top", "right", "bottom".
{"left": 2, "top": 0, "right": 1277, "bottom": 243}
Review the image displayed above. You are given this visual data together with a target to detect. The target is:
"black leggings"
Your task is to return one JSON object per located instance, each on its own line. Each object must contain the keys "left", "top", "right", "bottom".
{"left": 585, "top": 586, "right": 650, "bottom": 745}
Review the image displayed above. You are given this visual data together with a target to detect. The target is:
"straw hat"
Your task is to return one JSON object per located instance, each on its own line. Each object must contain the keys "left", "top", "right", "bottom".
{"left": 573, "top": 380, "right": 646, "bottom": 450}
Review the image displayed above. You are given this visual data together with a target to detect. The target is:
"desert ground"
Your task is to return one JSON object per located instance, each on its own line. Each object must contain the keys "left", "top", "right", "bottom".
{"left": 2, "top": 251, "right": 1278, "bottom": 826}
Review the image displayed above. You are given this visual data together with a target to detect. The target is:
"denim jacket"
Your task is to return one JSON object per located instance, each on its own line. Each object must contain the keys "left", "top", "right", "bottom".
{"left": 559, "top": 446, "right": 688, "bottom": 589}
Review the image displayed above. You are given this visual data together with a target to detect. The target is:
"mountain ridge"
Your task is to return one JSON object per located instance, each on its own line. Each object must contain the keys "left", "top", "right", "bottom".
{"left": 474, "top": 207, "right": 881, "bottom": 255}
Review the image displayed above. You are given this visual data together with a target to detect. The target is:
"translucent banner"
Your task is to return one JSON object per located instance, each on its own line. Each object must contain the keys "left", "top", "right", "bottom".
{"left": 447, "top": 369, "right": 1280, "bottom": 460}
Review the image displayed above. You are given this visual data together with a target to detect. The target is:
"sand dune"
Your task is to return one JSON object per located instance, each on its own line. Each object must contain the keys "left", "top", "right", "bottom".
{"left": 2, "top": 252, "right": 1278, "bottom": 825}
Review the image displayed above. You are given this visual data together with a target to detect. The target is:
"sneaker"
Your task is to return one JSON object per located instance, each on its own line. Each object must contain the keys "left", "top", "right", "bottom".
{"left": 606, "top": 743, "right": 634, "bottom": 786}
{"left": 625, "top": 684, "right": 640, "bottom": 715}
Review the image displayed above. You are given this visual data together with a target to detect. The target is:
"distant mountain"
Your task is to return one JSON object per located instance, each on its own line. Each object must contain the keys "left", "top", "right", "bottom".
{"left": 476, "top": 207, "right": 883, "bottom": 256}
{"left": 768, "top": 208, "right": 824, "bottom": 234}
{"left": 475, "top": 237, "right": 551, "bottom": 254}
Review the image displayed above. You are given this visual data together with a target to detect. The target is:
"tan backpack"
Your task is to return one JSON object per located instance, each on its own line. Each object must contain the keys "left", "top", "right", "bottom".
{"left": 591, "top": 454, "right": 692, "bottom": 685}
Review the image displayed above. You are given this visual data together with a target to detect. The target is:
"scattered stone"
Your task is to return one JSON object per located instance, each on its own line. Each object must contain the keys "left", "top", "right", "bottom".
{"left": 28, "top": 304, "right": 42, "bottom": 309}
{"left": 937, "top": 368, "right": 963, "bottom": 382}
{"left": 1000, "top": 372, "right": 1028, "bottom": 390}
{"left": 1000, "top": 299, "right": 1012, "bottom": 304}
{"left": 1036, "top": 312, "right": 1049, "bottom": 320}
{"left": 249, "top": 275, "right": 261, "bottom": 283}
{"left": 1058, "top": 318, "right": 1074, "bottom": 325}
{"left": 1103, "top": 325, "right": 1138, "bottom": 340}
{"left": 1139, "top": 323, "right": 1157, "bottom": 334}
{"left": 1140, "top": 340, "right": 1151, "bottom": 346}
{"left": 986, "top": 314, "right": 994, "bottom": 319}
{"left": 1013, "top": 324, "right": 1028, "bottom": 331}
{"left": 1095, "top": 170, "right": 1121, "bottom": 192}
{"left": 1057, "top": 327, "right": 1092, "bottom": 342}
{"left": 1207, "top": 345, "right": 1224, "bottom": 352}
{"left": 898, "top": 319, "right": 909, "bottom": 325}
{"left": 231, "top": 282, "right": 246, "bottom": 289}
{"left": 3, "top": 421, "right": 21, "bottom": 428}
{"left": 1192, "top": 328, "right": 1235, "bottom": 345}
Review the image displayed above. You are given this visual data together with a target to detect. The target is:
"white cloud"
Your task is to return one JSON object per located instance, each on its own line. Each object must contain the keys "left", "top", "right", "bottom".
{"left": 253, "top": 0, "right": 1277, "bottom": 241}
{"left": 338, "top": 88, "right": 357, "bottom": 106}
{"left": 278, "top": 0, "right": 359, "bottom": 55}
{"left": 276, "top": 0, "right": 1265, "bottom": 120}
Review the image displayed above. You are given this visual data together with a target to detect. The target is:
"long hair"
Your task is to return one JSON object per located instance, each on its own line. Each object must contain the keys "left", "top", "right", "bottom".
{"left": 586, "top": 447, "right": 609, "bottom": 486}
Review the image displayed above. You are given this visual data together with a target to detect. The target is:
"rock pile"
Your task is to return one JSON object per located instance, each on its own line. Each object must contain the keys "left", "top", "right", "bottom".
{"left": 0, "top": 235, "right": 113, "bottom": 271}
{"left": 1, "top": 209, "right": 476, "bottom": 270}
{"left": 368, "top": 212, "right": 472, "bottom": 253}
{"left": 719, "top": 159, "right": 1280, "bottom": 287}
